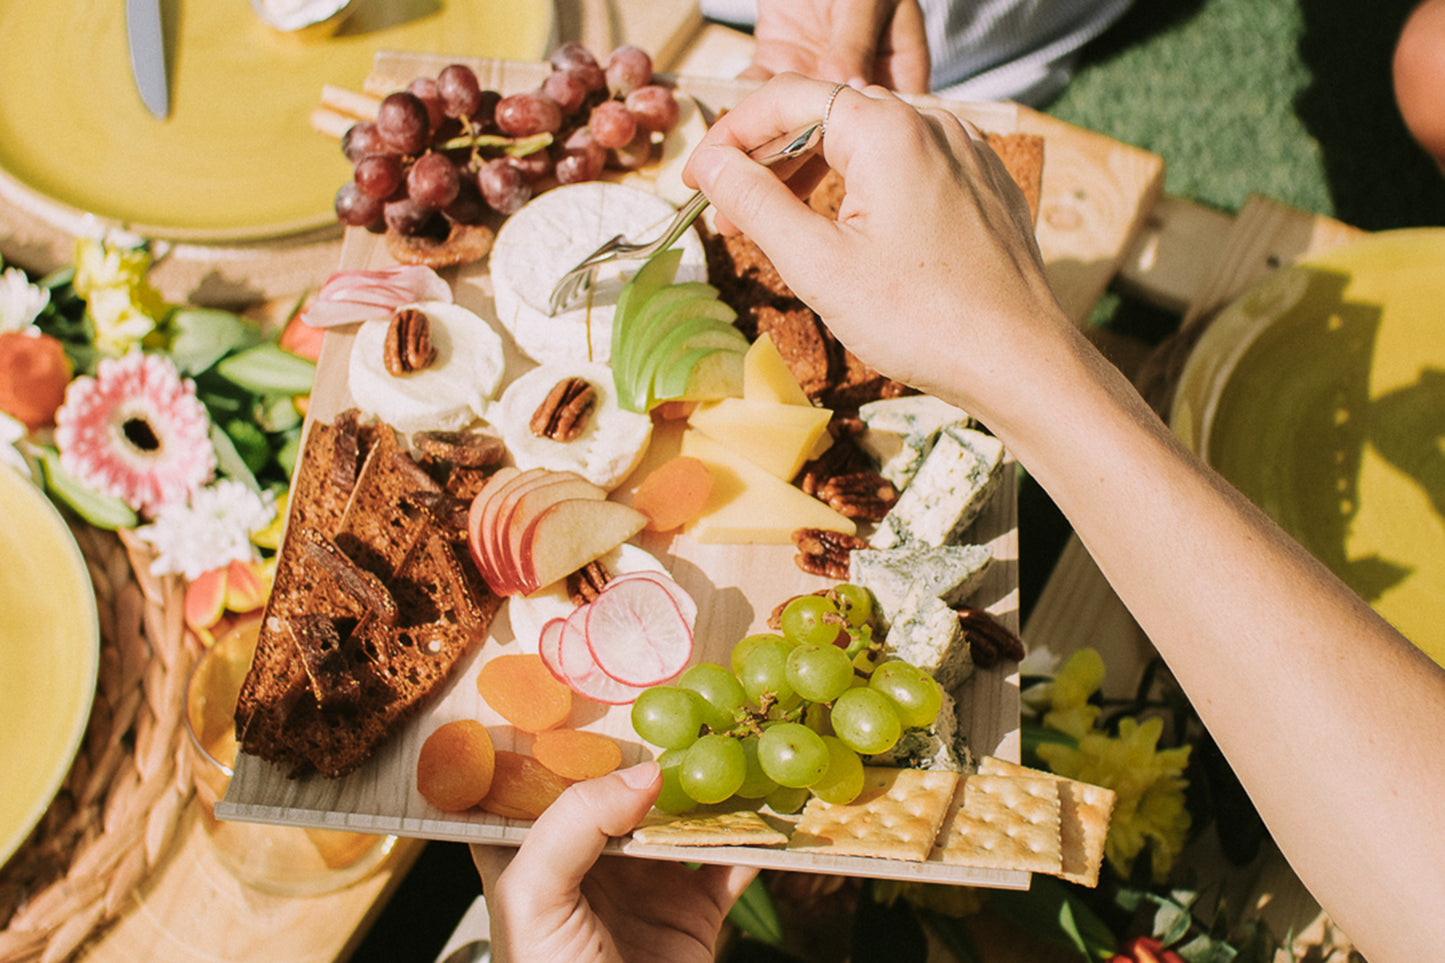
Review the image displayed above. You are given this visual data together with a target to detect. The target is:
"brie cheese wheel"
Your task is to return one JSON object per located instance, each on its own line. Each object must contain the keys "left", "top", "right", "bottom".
{"left": 489, "top": 182, "right": 708, "bottom": 366}
{"left": 348, "top": 300, "right": 506, "bottom": 435}
{"left": 493, "top": 362, "right": 652, "bottom": 491}
{"left": 506, "top": 543, "right": 667, "bottom": 655}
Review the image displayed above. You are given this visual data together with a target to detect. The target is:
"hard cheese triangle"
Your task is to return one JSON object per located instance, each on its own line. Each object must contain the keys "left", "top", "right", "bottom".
{"left": 679, "top": 430, "right": 855, "bottom": 544}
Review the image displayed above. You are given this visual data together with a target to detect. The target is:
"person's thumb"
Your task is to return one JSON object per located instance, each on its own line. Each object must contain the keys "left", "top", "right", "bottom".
{"left": 688, "top": 138, "right": 831, "bottom": 259}
{"left": 496, "top": 762, "right": 661, "bottom": 895}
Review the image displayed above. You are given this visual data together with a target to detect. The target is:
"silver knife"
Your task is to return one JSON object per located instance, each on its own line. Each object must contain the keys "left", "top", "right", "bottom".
{"left": 126, "top": 0, "right": 169, "bottom": 119}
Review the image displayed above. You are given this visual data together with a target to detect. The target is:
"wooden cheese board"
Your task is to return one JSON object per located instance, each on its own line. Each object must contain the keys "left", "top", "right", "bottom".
{"left": 220, "top": 56, "right": 1035, "bottom": 888}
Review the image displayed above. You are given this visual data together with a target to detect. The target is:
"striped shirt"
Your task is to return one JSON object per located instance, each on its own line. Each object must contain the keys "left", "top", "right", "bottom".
{"left": 700, "top": 0, "right": 1134, "bottom": 105}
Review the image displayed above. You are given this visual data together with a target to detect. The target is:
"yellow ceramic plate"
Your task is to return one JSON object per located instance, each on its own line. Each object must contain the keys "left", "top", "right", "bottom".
{"left": 1172, "top": 229, "right": 1445, "bottom": 666}
{"left": 0, "top": 467, "right": 99, "bottom": 867}
{"left": 0, "top": 0, "right": 552, "bottom": 241}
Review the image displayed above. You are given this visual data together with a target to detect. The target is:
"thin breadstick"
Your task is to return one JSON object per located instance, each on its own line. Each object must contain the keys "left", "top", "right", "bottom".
{"left": 310, "top": 106, "right": 357, "bottom": 140}
{"left": 319, "top": 83, "right": 381, "bottom": 121}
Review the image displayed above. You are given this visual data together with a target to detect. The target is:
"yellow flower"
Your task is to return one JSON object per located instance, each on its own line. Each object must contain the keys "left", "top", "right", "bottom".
{"left": 1043, "top": 647, "right": 1105, "bottom": 739}
{"left": 73, "top": 239, "right": 151, "bottom": 296}
{"left": 1038, "top": 715, "right": 1191, "bottom": 883}
{"left": 72, "top": 240, "right": 168, "bottom": 355}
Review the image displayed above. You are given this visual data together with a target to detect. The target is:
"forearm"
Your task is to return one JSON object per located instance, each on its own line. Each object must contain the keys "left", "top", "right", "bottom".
{"left": 973, "top": 327, "right": 1445, "bottom": 960}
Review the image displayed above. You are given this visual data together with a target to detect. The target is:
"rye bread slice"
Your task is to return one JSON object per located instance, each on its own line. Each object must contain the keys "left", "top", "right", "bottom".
{"left": 236, "top": 412, "right": 500, "bottom": 778}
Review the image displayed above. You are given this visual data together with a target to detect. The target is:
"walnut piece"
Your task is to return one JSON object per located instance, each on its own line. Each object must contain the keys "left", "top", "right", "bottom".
{"left": 383, "top": 307, "right": 437, "bottom": 376}
{"left": 791, "top": 527, "right": 868, "bottom": 580}
{"left": 530, "top": 376, "right": 597, "bottom": 442}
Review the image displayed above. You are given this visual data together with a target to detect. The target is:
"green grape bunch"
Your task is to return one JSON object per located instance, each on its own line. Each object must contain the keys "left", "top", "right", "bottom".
{"left": 628, "top": 583, "right": 946, "bottom": 814}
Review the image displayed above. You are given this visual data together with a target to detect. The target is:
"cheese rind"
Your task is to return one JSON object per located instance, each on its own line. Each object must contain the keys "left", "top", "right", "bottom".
{"left": 489, "top": 182, "right": 707, "bottom": 366}
{"left": 849, "top": 544, "right": 994, "bottom": 628}
{"left": 493, "top": 362, "right": 653, "bottom": 492}
{"left": 870, "top": 426, "right": 1005, "bottom": 549}
{"left": 347, "top": 300, "right": 505, "bottom": 435}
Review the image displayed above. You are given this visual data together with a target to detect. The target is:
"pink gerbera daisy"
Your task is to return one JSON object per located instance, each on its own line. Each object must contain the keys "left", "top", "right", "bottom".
{"left": 54, "top": 351, "right": 215, "bottom": 515}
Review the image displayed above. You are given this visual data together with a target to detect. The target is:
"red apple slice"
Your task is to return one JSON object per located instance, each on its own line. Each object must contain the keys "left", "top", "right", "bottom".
{"left": 518, "top": 499, "right": 649, "bottom": 595}
{"left": 585, "top": 576, "right": 693, "bottom": 687}
{"left": 484, "top": 468, "right": 562, "bottom": 594}
{"left": 556, "top": 604, "right": 649, "bottom": 705}
{"left": 468, "top": 466, "right": 521, "bottom": 591}
{"left": 501, "top": 475, "right": 607, "bottom": 585}
{"left": 602, "top": 570, "right": 698, "bottom": 630}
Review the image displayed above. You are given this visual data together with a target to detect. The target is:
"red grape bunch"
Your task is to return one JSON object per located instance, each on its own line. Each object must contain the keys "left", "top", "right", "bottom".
{"left": 335, "top": 42, "right": 683, "bottom": 241}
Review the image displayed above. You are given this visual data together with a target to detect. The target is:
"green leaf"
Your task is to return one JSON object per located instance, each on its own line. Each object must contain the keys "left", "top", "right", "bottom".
{"left": 255, "top": 394, "right": 302, "bottom": 433}
{"left": 275, "top": 427, "right": 302, "bottom": 478}
{"left": 727, "top": 876, "right": 784, "bottom": 946}
{"left": 989, "top": 876, "right": 1118, "bottom": 959}
{"left": 222, "top": 418, "right": 270, "bottom": 474}
{"left": 209, "top": 424, "right": 260, "bottom": 491}
{"left": 35, "top": 448, "right": 137, "bottom": 530}
{"left": 214, "top": 343, "right": 316, "bottom": 396}
{"left": 168, "top": 308, "right": 265, "bottom": 375}
{"left": 1151, "top": 896, "right": 1194, "bottom": 945}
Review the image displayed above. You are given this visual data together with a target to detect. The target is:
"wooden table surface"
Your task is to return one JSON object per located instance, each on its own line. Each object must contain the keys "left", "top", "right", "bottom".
{"left": 38, "top": 0, "right": 1327, "bottom": 959}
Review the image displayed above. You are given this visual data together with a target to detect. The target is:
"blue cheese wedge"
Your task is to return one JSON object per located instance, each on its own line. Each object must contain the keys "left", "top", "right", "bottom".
{"left": 849, "top": 544, "right": 994, "bottom": 629}
{"left": 856, "top": 397, "right": 970, "bottom": 489}
{"left": 488, "top": 182, "right": 707, "bottom": 367}
{"left": 883, "top": 584, "right": 974, "bottom": 690}
{"left": 870, "top": 426, "right": 1005, "bottom": 549}
{"left": 865, "top": 690, "right": 971, "bottom": 772}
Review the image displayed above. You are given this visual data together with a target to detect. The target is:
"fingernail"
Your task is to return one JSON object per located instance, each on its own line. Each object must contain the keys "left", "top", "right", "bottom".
{"left": 618, "top": 761, "right": 660, "bottom": 790}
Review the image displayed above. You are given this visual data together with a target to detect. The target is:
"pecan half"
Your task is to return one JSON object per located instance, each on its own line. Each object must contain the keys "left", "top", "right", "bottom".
{"left": 955, "top": 606, "right": 1026, "bottom": 668}
{"left": 330, "top": 408, "right": 363, "bottom": 491}
{"left": 817, "top": 471, "right": 897, "bottom": 521}
{"left": 791, "top": 527, "right": 868, "bottom": 580}
{"left": 383, "top": 307, "right": 437, "bottom": 375}
{"left": 566, "top": 560, "right": 612, "bottom": 605}
{"left": 530, "top": 376, "right": 597, "bottom": 442}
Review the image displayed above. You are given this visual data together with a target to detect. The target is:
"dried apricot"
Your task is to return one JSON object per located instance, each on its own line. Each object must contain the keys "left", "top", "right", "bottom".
{"left": 631, "top": 455, "right": 713, "bottom": 532}
{"left": 477, "top": 653, "right": 573, "bottom": 732}
{"left": 416, "top": 719, "right": 495, "bottom": 812}
{"left": 480, "top": 750, "right": 573, "bottom": 820}
{"left": 532, "top": 728, "right": 623, "bottom": 781}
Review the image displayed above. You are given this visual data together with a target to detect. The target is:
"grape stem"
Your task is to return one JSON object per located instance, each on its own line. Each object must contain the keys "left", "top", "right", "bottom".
{"left": 439, "top": 130, "right": 553, "bottom": 158}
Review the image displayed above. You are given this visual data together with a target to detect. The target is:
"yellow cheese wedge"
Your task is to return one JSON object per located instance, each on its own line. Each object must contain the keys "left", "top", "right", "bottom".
{"left": 680, "top": 430, "right": 856, "bottom": 544}
{"left": 687, "top": 397, "right": 833, "bottom": 480}
{"left": 743, "top": 332, "right": 812, "bottom": 407}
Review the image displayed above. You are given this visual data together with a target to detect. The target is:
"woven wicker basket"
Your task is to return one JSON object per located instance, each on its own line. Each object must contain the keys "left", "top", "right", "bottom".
{"left": 0, "top": 527, "right": 196, "bottom": 963}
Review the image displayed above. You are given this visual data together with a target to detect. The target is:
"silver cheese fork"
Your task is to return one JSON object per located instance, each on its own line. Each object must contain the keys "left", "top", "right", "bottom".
{"left": 546, "top": 119, "right": 825, "bottom": 316}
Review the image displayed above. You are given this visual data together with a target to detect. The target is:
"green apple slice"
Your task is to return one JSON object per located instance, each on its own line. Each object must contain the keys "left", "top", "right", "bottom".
{"left": 653, "top": 346, "right": 746, "bottom": 404}
{"left": 610, "top": 248, "right": 683, "bottom": 399}
{"left": 637, "top": 317, "right": 748, "bottom": 409}
{"left": 615, "top": 282, "right": 719, "bottom": 409}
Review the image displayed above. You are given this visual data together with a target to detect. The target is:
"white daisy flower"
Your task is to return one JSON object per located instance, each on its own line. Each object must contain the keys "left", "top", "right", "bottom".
{"left": 136, "top": 478, "right": 276, "bottom": 580}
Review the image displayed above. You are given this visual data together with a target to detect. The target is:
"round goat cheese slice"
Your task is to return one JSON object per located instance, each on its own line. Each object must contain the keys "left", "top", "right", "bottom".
{"left": 494, "top": 362, "right": 652, "bottom": 491}
{"left": 489, "top": 182, "right": 708, "bottom": 366}
{"left": 348, "top": 300, "right": 506, "bottom": 435}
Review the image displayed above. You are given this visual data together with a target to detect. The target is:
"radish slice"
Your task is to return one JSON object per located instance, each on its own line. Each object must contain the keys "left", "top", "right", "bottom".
{"left": 585, "top": 577, "right": 693, "bottom": 687}
{"left": 303, "top": 266, "right": 453, "bottom": 328}
{"left": 557, "top": 605, "right": 650, "bottom": 705}
{"left": 509, "top": 544, "right": 666, "bottom": 653}
{"left": 603, "top": 570, "right": 698, "bottom": 629}
{"left": 536, "top": 617, "right": 571, "bottom": 686}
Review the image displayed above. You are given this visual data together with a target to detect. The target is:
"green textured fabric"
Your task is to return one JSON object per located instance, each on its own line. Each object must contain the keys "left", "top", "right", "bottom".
{"left": 1045, "top": 0, "right": 1445, "bottom": 230}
